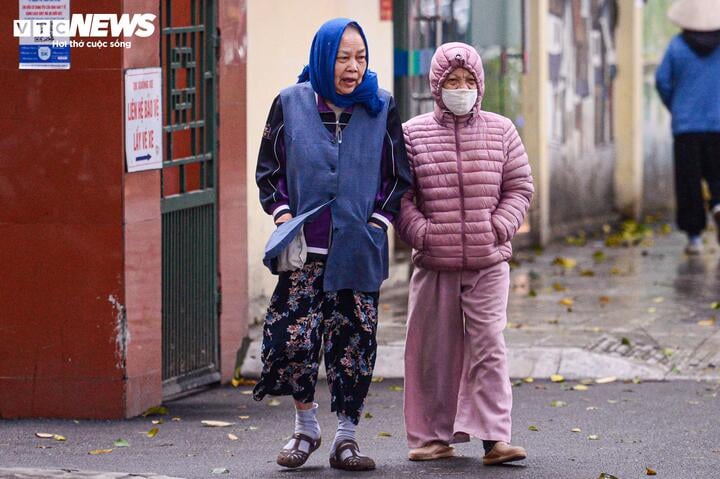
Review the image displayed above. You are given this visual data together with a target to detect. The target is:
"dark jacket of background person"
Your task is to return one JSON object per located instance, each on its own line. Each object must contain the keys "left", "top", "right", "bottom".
{"left": 656, "top": 32, "right": 720, "bottom": 134}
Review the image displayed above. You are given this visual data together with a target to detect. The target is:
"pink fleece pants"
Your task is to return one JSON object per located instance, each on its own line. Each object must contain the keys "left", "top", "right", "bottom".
{"left": 404, "top": 261, "right": 512, "bottom": 448}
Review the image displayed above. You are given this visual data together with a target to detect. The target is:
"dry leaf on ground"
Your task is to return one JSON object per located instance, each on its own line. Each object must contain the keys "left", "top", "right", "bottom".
{"left": 559, "top": 298, "right": 574, "bottom": 307}
{"left": 89, "top": 449, "right": 113, "bottom": 455}
{"left": 34, "top": 433, "right": 53, "bottom": 439}
{"left": 570, "top": 428, "right": 581, "bottom": 433}
{"left": 595, "top": 376, "right": 617, "bottom": 384}
{"left": 377, "top": 432, "right": 392, "bottom": 437}
{"left": 142, "top": 406, "right": 168, "bottom": 417}
{"left": 698, "top": 317, "right": 717, "bottom": 327}
{"left": 646, "top": 467, "right": 657, "bottom": 475}
{"left": 573, "top": 384, "right": 589, "bottom": 391}
{"left": 113, "top": 439, "right": 129, "bottom": 448}
{"left": 550, "top": 400, "right": 568, "bottom": 407}
{"left": 202, "top": 421, "right": 234, "bottom": 427}
{"left": 268, "top": 399, "right": 281, "bottom": 407}
{"left": 552, "top": 257, "right": 577, "bottom": 269}
{"left": 528, "top": 425, "right": 539, "bottom": 431}
{"left": 227, "top": 434, "right": 239, "bottom": 441}
{"left": 550, "top": 374, "right": 565, "bottom": 383}
{"left": 587, "top": 435, "right": 599, "bottom": 440}
{"left": 146, "top": 428, "right": 159, "bottom": 438}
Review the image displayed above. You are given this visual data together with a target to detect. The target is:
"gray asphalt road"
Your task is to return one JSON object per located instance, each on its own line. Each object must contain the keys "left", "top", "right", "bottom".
{"left": 1, "top": 379, "right": 718, "bottom": 478}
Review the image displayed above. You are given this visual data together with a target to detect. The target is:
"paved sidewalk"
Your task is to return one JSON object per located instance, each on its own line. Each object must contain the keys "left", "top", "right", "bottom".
{"left": 0, "top": 469, "right": 181, "bottom": 479}
{"left": 241, "top": 227, "right": 720, "bottom": 381}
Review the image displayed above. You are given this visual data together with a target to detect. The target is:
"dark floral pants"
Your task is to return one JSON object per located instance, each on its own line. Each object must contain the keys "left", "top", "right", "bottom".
{"left": 252, "top": 260, "right": 379, "bottom": 424}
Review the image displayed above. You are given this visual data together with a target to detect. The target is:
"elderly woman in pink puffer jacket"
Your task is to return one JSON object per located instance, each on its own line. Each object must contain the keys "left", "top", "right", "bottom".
{"left": 396, "top": 42, "right": 533, "bottom": 466}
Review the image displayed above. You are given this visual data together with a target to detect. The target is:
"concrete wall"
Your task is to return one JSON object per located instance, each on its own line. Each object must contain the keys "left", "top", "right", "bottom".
{"left": 546, "top": 0, "right": 618, "bottom": 234}
{"left": 642, "top": 0, "right": 676, "bottom": 215}
{"left": 246, "top": 1, "right": 394, "bottom": 323}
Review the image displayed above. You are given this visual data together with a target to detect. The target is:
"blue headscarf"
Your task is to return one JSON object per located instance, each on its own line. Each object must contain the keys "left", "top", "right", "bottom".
{"left": 297, "top": 18, "right": 385, "bottom": 117}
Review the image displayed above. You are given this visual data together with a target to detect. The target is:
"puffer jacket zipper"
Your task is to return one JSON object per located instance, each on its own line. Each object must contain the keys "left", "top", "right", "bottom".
{"left": 454, "top": 118, "right": 467, "bottom": 269}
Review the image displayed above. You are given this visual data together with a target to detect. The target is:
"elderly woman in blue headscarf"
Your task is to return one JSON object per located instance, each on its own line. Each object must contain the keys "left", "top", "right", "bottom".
{"left": 253, "top": 18, "right": 411, "bottom": 471}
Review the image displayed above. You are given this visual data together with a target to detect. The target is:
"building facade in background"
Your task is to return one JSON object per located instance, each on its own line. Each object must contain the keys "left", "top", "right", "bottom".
{"left": 1, "top": 0, "right": 248, "bottom": 418}
{"left": 1, "top": 0, "right": 678, "bottom": 419}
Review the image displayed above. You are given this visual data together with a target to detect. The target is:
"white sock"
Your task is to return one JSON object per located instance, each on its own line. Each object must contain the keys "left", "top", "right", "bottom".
{"left": 331, "top": 413, "right": 364, "bottom": 457}
{"left": 284, "top": 403, "right": 320, "bottom": 452}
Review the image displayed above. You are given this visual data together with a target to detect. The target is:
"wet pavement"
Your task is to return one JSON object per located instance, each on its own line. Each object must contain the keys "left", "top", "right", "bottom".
{"left": 2, "top": 379, "right": 719, "bottom": 478}
{"left": 242, "top": 226, "right": 720, "bottom": 381}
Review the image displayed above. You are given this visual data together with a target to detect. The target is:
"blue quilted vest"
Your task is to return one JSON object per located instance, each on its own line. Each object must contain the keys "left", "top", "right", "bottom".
{"left": 263, "top": 82, "right": 390, "bottom": 292}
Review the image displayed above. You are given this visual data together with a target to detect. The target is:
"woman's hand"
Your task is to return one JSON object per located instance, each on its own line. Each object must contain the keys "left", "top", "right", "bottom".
{"left": 275, "top": 213, "right": 293, "bottom": 225}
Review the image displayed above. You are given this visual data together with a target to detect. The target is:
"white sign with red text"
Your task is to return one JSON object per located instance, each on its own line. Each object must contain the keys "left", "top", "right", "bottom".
{"left": 125, "top": 67, "right": 162, "bottom": 172}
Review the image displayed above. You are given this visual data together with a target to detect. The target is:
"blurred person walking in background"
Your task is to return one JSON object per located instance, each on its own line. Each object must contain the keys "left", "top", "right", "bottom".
{"left": 253, "top": 18, "right": 410, "bottom": 472}
{"left": 396, "top": 43, "right": 533, "bottom": 466}
{"left": 656, "top": 0, "right": 720, "bottom": 254}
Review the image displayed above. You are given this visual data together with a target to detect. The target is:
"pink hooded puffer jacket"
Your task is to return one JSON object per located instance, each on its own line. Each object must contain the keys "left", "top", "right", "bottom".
{"left": 396, "top": 43, "right": 534, "bottom": 271}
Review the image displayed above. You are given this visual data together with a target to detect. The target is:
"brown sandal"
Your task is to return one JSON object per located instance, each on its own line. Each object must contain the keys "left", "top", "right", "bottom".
{"left": 329, "top": 440, "right": 376, "bottom": 471}
{"left": 276, "top": 433, "right": 321, "bottom": 468}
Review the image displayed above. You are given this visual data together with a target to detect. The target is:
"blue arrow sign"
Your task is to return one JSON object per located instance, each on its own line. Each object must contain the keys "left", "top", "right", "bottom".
{"left": 136, "top": 154, "right": 152, "bottom": 162}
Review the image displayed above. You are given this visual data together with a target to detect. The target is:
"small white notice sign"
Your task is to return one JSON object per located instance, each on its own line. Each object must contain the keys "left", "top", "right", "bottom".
{"left": 125, "top": 67, "right": 163, "bottom": 172}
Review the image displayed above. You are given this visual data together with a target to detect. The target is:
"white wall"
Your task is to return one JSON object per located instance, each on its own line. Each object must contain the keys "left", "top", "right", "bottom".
{"left": 246, "top": 1, "right": 394, "bottom": 323}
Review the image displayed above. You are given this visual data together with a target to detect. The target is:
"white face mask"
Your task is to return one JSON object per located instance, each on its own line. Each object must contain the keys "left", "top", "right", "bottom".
{"left": 441, "top": 88, "right": 478, "bottom": 116}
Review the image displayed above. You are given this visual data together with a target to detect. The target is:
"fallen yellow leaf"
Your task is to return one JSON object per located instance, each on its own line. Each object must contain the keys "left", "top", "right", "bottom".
{"left": 523, "top": 377, "right": 534, "bottom": 383}
{"left": 240, "top": 390, "right": 253, "bottom": 395}
{"left": 35, "top": 433, "right": 53, "bottom": 439}
{"left": 550, "top": 400, "right": 568, "bottom": 407}
{"left": 227, "top": 433, "right": 239, "bottom": 441}
{"left": 552, "top": 283, "right": 567, "bottom": 292}
{"left": 151, "top": 420, "right": 163, "bottom": 425}
{"left": 389, "top": 386, "right": 403, "bottom": 392}
{"left": 371, "top": 376, "right": 385, "bottom": 383}
{"left": 646, "top": 467, "right": 657, "bottom": 475}
{"left": 238, "top": 415, "right": 250, "bottom": 420}
{"left": 528, "top": 425, "right": 539, "bottom": 431}
{"left": 570, "top": 427, "right": 581, "bottom": 433}
{"left": 552, "top": 257, "right": 577, "bottom": 269}
{"left": 550, "top": 374, "right": 565, "bottom": 383}
{"left": 141, "top": 406, "right": 168, "bottom": 417}
{"left": 268, "top": 399, "right": 281, "bottom": 407}
{"left": 89, "top": 449, "right": 113, "bottom": 455}
{"left": 53, "top": 435, "right": 66, "bottom": 442}
{"left": 146, "top": 428, "right": 159, "bottom": 438}
{"left": 232, "top": 377, "right": 257, "bottom": 387}
{"left": 559, "top": 298, "right": 574, "bottom": 307}
{"left": 698, "top": 317, "right": 716, "bottom": 327}
{"left": 573, "top": 384, "right": 589, "bottom": 391}
{"left": 377, "top": 432, "right": 392, "bottom": 437}
{"left": 587, "top": 434, "right": 599, "bottom": 440}
{"left": 653, "top": 297, "right": 664, "bottom": 303}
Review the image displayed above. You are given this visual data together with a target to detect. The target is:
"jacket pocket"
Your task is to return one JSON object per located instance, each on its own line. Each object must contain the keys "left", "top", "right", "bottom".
{"left": 415, "top": 218, "right": 430, "bottom": 251}
{"left": 490, "top": 213, "right": 508, "bottom": 245}
{"left": 325, "top": 224, "right": 388, "bottom": 292}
